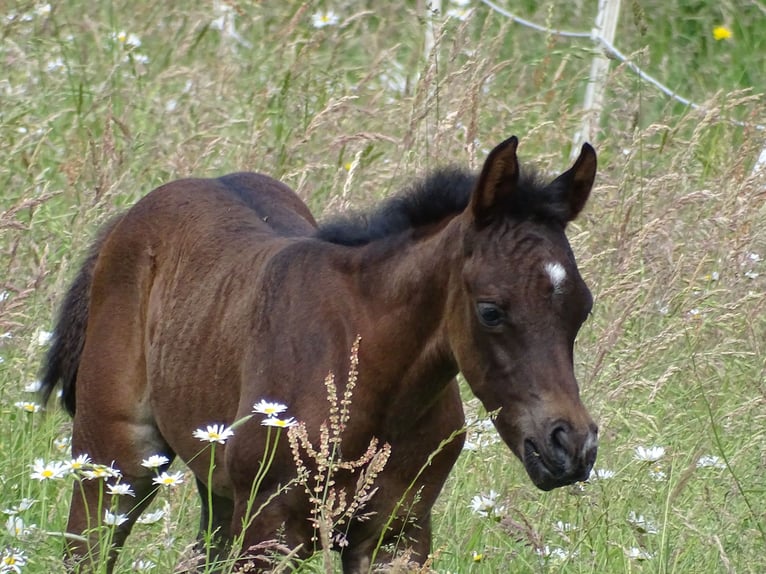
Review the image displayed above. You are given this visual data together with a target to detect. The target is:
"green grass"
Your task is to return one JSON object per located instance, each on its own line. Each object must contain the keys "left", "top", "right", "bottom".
{"left": 1, "top": 1, "right": 765, "bottom": 572}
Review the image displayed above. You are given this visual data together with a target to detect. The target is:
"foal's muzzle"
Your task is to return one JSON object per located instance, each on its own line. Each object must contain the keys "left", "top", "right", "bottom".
{"left": 523, "top": 421, "right": 598, "bottom": 491}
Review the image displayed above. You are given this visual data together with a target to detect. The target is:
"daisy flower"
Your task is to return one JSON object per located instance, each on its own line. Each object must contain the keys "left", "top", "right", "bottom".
{"left": 132, "top": 559, "right": 157, "bottom": 570}
{"left": 53, "top": 436, "right": 71, "bottom": 452}
{"left": 35, "top": 329, "right": 53, "bottom": 345}
{"left": 634, "top": 445, "right": 665, "bottom": 462}
{"left": 252, "top": 400, "right": 288, "bottom": 417}
{"left": 1, "top": 548, "right": 26, "bottom": 572}
{"left": 697, "top": 454, "right": 726, "bottom": 469}
{"left": 135, "top": 508, "right": 165, "bottom": 524}
{"left": 30, "top": 458, "right": 67, "bottom": 481}
{"left": 82, "top": 463, "right": 121, "bottom": 481}
{"left": 113, "top": 31, "right": 142, "bottom": 49}
{"left": 104, "top": 510, "right": 129, "bottom": 526}
{"left": 193, "top": 424, "right": 234, "bottom": 444}
{"left": 2, "top": 499, "right": 36, "bottom": 516}
{"left": 23, "top": 380, "right": 42, "bottom": 393}
{"left": 64, "top": 454, "right": 92, "bottom": 474}
{"left": 626, "top": 547, "right": 653, "bottom": 560}
{"left": 14, "top": 401, "right": 42, "bottom": 413}
{"left": 152, "top": 471, "right": 184, "bottom": 487}
{"left": 628, "top": 511, "right": 659, "bottom": 534}
{"left": 469, "top": 490, "right": 505, "bottom": 517}
{"left": 5, "top": 515, "right": 34, "bottom": 537}
{"left": 107, "top": 483, "right": 135, "bottom": 497}
{"left": 311, "top": 10, "right": 339, "bottom": 28}
{"left": 141, "top": 454, "right": 170, "bottom": 469}
{"left": 589, "top": 468, "right": 616, "bottom": 480}
{"left": 260, "top": 416, "right": 297, "bottom": 429}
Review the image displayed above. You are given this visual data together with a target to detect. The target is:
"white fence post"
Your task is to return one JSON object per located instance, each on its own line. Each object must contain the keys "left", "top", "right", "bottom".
{"left": 573, "top": 0, "right": 622, "bottom": 155}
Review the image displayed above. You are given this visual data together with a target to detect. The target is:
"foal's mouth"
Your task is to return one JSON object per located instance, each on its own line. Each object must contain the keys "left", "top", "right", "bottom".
{"left": 522, "top": 438, "right": 591, "bottom": 491}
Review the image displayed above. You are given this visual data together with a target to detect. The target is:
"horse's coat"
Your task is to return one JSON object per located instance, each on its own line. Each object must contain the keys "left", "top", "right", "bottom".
{"left": 41, "top": 136, "right": 599, "bottom": 573}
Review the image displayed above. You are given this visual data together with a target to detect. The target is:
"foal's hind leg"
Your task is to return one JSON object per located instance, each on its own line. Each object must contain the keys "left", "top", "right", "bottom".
{"left": 65, "top": 283, "right": 173, "bottom": 571}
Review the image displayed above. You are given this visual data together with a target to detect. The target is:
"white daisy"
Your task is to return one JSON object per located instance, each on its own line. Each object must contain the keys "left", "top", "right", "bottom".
{"left": 634, "top": 445, "right": 665, "bottom": 462}
{"left": 107, "top": 483, "right": 135, "bottom": 497}
{"left": 311, "top": 10, "right": 339, "bottom": 28}
{"left": 251, "top": 400, "right": 288, "bottom": 417}
{"left": 140, "top": 454, "right": 170, "bottom": 469}
{"left": 260, "top": 416, "right": 297, "bottom": 429}
{"left": 152, "top": 471, "right": 184, "bottom": 487}
{"left": 193, "top": 424, "right": 234, "bottom": 444}
{"left": 104, "top": 510, "right": 129, "bottom": 526}
{"left": 30, "top": 459, "right": 67, "bottom": 481}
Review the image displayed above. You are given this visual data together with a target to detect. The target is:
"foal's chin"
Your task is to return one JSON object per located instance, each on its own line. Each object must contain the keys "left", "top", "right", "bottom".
{"left": 521, "top": 439, "right": 594, "bottom": 491}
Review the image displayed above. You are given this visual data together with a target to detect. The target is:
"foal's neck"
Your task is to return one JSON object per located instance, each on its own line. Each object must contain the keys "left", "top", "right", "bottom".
{"left": 349, "top": 215, "right": 465, "bottom": 428}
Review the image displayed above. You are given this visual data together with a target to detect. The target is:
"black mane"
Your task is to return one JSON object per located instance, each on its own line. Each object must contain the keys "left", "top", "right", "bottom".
{"left": 315, "top": 165, "right": 564, "bottom": 246}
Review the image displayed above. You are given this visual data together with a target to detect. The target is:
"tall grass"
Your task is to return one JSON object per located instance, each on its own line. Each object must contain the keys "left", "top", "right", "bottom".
{"left": 1, "top": 1, "right": 764, "bottom": 572}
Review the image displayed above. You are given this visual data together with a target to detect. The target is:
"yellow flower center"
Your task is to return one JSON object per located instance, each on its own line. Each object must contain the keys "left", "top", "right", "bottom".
{"left": 42, "top": 469, "right": 53, "bottom": 478}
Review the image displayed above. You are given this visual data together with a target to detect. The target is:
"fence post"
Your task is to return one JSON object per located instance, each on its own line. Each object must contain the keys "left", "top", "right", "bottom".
{"left": 573, "top": 0, "right": 622, "bottom": 155}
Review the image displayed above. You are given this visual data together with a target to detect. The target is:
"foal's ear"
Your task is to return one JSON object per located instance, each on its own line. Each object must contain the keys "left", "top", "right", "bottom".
{"left": 470, "top": 136, "right": 520, "bottom": 226}
{"left": 549, "top": 143, "right": 597, "bottom": 222}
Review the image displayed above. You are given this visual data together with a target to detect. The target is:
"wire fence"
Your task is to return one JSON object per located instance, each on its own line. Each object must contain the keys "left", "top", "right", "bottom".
{"left": 479, "top": 0, "right": 765, "bottom": 133}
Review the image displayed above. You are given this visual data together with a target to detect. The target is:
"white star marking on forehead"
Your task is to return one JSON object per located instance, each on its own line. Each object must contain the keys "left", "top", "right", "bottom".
{"left": 544, "top": 262, "right": 567, "bottom": 293}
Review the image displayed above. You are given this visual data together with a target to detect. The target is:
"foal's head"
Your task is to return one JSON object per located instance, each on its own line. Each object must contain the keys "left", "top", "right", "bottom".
{"left": 450, "top": 137, "right": 598, "bottom": 490}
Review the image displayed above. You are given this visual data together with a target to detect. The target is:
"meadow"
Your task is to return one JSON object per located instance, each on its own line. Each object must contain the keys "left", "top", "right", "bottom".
{"left": 1, "top": 1, "right": 765, "bottom": 572}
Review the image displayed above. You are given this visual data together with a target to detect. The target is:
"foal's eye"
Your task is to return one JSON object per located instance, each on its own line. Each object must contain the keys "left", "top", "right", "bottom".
{"left": 476, "top": 302, "right": 505, "bottom": 328}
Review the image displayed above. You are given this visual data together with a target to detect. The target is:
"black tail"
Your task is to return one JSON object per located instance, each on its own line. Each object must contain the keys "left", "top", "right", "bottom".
{"left": 40, "top": 215, "right": 124, "bottom": 416}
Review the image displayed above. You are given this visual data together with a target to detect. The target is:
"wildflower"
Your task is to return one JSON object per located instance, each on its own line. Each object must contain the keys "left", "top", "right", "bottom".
{"left": 82, "top": 463, "right": 121, "bottom": 481}
{"left": 193, "top": 424, "right": 234, "bottom": 444}
{"left": 260, "top": 416, "right": 297, "bottom": 428}
{"left": 3, "top": 499, "right": 36, "bottom": 515}
{"left": 5, "top": 516, "right": 34, "bottom": 537}
{"left": 113, "top": 31, "right": 142, "bottom": 49}
{"left": 53, "top": 436, "right": 71, "bottom": 452}
{"left": 588, "top": 468, "right": 616, "bottom": 480}
{"left": 554, "top": 520, "right": 576, "bottom": 532}
{"left": 107, "top": 483, "right": 135, "bottom": 497}
{"left": 141, "top": 454, "right": 169, "bottom": 469}
{"left": 536, "top": 546, "right": 574, "bottom": 561}
{"left": 135, "top": 508, "right": 165, "bottom": 524}
{"left": 628, "top": 511, "right": 659, "bottom": 534}
{"left": 634, "top": 445, "right": 665, "bottom": 462}
{"left": 469, "top": 490, "right": 505, "bottom": 517}
{"left": 14, "top": 401, "right": 42, "bottom": 414}
{"left": 35, "top": 4, "right": 51, "bottom": 17}
{"left": 472, "top": 551, "right": 483, "bottom": 562}
{"left": 152, "top": 471, "right": 184, "bottom": 487}
{"left": 697, "top": 454, "right": 726, "bottom": 469}
{"left": 712, "top": 25, "right": 732, "bottom": 41}
{"left": 104, "top": 510, "right": 129, "bottom": 526}
{"left": 649, "top": 465, "right": 667, "bottom": 481}
{"left": 64, "top": 454, "right": 92, "bottom": 474}
{"left": 23, "top": 380, "right": 41, "bottom": 393}
{"left": 626, "top": 546, "right": 653, "bottom": 560}
{"left": 35, "top": 329, "right": 52, "bottom": 345}
{"left": 311, "top": 10, "right": 339, "bottom": 28}
{"left": 30, "top": 458, "right": 67, "bottom": 481}
{"left": 132, "top": 559, "right": 156, "bottom": 570}
{"left": 1, "top": 548, "right": 27, "bottom": 572}
{"left": 252, "top": 400, "right": 288, "bottom": 417}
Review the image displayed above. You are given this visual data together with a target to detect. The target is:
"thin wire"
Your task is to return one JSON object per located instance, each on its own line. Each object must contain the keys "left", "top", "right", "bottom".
{"left": 479, "top": 0, "right": 764, "bottom": 131}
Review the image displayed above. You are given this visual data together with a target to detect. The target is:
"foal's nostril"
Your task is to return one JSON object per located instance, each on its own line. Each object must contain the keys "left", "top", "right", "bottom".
{"left": 550, "top": 423, "right": 572, "bottom": 456}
